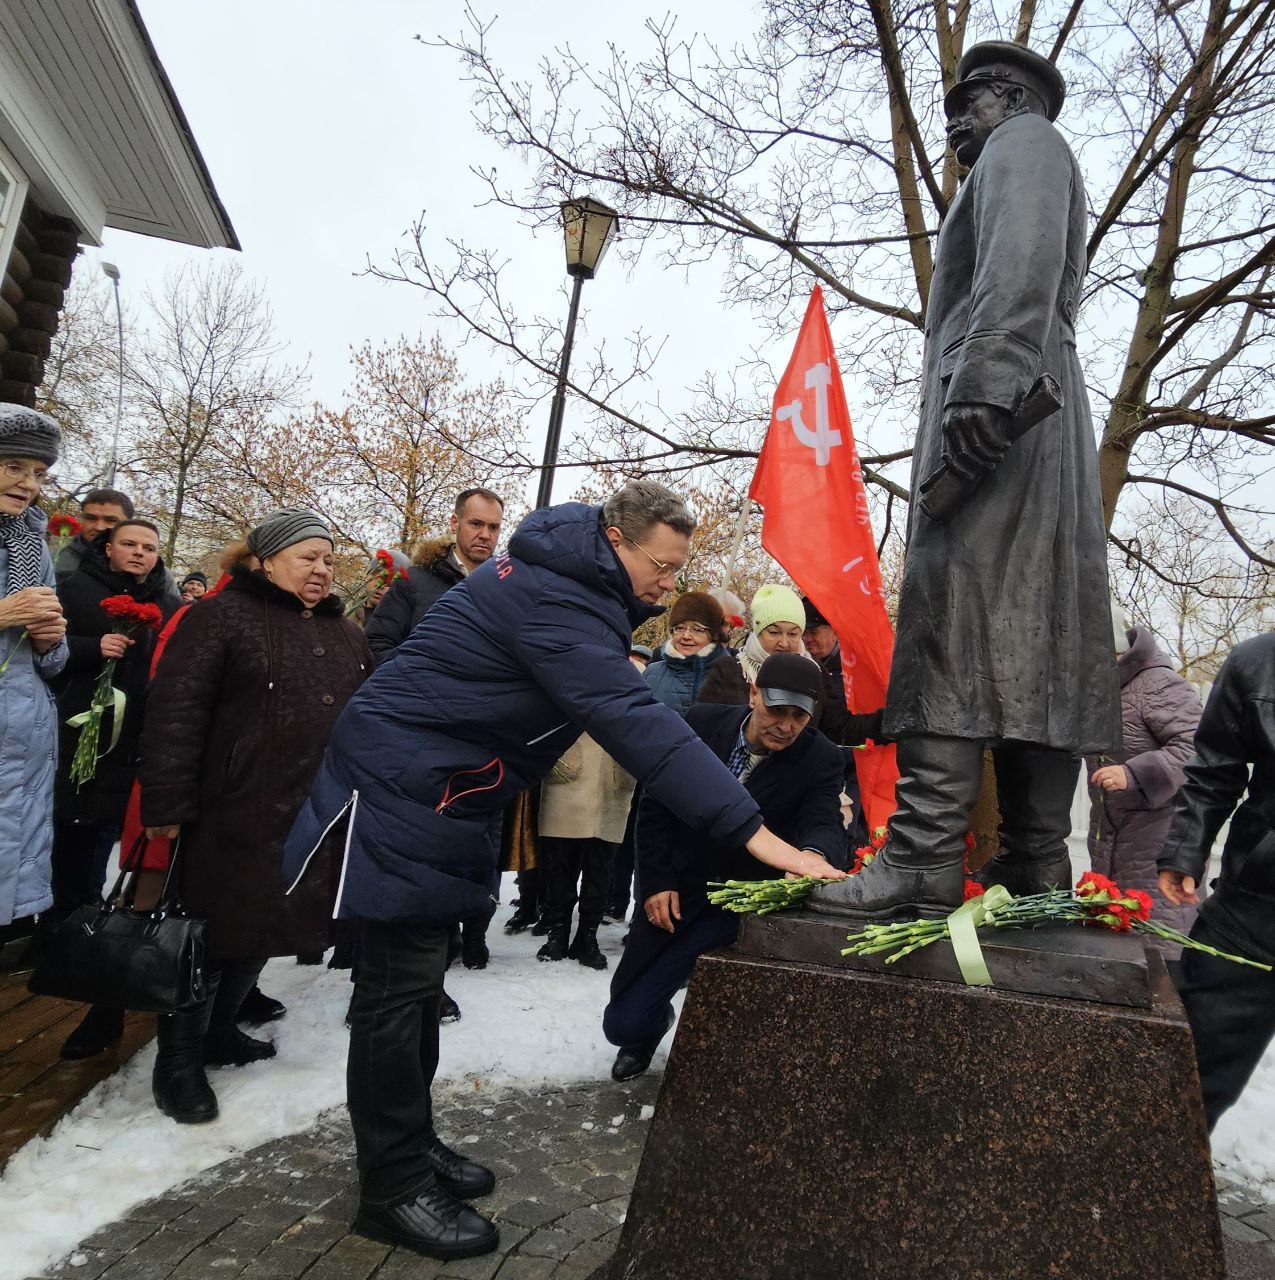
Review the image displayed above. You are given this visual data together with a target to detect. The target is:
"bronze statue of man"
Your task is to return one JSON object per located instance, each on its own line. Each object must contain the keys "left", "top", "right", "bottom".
{"left": 811, "top": 42, "right": 1120, "bottom": 921}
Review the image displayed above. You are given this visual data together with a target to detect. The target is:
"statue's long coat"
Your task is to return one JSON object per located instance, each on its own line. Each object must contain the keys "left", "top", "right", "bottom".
{"left": 883, "top": 111, "right": 1120, "bottom": 754}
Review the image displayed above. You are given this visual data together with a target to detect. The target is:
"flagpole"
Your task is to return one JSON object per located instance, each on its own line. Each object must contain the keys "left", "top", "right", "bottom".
{"left": 723, "top": 494, "right": 752, "bottom": 588}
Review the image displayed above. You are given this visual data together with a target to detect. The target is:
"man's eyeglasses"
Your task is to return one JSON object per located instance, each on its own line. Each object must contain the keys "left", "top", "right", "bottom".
{"left": 1, "top": 461, "right": 53, "bottom": 486}
{"left": 624, "top": 536, "right": 681, "bottom": 579}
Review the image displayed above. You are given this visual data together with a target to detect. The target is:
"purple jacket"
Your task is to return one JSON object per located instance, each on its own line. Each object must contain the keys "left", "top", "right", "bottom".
{"left": 1085, "top": 627, "right": 1203, "bottom": 944}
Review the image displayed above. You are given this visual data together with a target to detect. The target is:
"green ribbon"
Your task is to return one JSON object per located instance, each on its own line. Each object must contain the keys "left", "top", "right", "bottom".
{"left": 946, "top": 884, "right": 1013, "bottom": 987}
{"left": 66, "top": 685, "right": 127, "bottom": 754}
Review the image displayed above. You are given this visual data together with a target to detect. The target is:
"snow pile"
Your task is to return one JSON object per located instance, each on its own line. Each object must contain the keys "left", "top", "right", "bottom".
{"left": 0, "top": 886, "right": 669, "bottom": 1280}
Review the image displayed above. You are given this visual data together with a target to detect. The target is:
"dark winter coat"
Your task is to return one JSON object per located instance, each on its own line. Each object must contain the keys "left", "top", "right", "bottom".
{"left": 695, "top": 649, "right": 752, "bottom": 707}
{"left": 52, "top": 540, "right": 177, "bottom": 825}
{"left": 1085, "top": 627, "right": 1203, "bottom": 939}
{"left": 644, "top": 642, "right": 724, "bottom": 715}
{"left": 140, "top": 566, "right": 371, "bottom": 961}
{"left": 612, "top": 702, "right": 844, "bottom": 999}
{"left": 884, "top": 112, "right": 1120, "bottom": 754}
{"left": 364, "top": 536, "right": 464, "bottom": 660}
{"left": 1159, "top": 632, "right": 1275, "bottom": 965}
{"left": 56, "top": 534, "right": 183, "bottom": 610}
{"left": 281, "top": 503, "right": 764, "bottom": 926}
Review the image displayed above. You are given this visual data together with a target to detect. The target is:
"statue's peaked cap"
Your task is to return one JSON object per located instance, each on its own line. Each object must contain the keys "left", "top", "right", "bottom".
{"left": 946, "top": 41, "right": 1066, "bottom": 121}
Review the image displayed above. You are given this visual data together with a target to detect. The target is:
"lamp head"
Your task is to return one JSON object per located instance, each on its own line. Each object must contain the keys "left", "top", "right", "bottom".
{"left": 561, "top": 197, "right": 619, "bottom": 280}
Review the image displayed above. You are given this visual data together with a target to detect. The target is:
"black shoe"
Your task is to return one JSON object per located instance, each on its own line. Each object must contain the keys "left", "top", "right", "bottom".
{"left": 975, "top": 851, "right": 1072, "bottom": 897}
{"left": 461, "top": 932, "right": 489, "bottom": 970}
{"left": 529, "top": 914, "right": 551, "bottom": 937}
{"left": 604, "top": 903, "right": 629, "bottom": 924}
{"left": 153, "top": 988, "right": 219, "bottom": 1124}
{"left": 504, "top": 904, "right": 537, "bottom": 934}
{"left": 353, "top": 1182, "right": 499, "bottom": 1260}
{"left": 806, "top": 851, "right": 964, "bottom": 922}
{"left": 203, "top": 1026, "right": 276, "bottom": 1066}
{"left": 59, "top": 1005, "right": 125, "bottom": 1060}
{"left": 568, "top": 923, "right": 607, "bottom": 970}
{"left": 611, "top": 1008, "right": 676, "bottom": 1082}
{"left": 426, "top": 1134, "right": 496, "bottom": 1199}
{"left": 237, "top": 985, "right": 286, "bottom": 1026}
{"left": 439, "top": 991, "right": 462, "bottom": 1024}
{"left": 536, "top": 925, "right": 569, "bottom": 962}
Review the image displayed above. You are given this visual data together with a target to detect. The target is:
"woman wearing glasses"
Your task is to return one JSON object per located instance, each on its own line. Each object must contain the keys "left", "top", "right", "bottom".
{"left": 645, "top": 591, "right": 728, "bottom": 716}
{"left": 0, "top": 406, "right": 68, "bottom": 941}
{"left": 697, "top": 583, "right": 815, "bottom": 708}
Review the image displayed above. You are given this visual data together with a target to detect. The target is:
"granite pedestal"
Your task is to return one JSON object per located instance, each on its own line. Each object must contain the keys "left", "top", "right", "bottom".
{"left": 591, "top": 927, "right": 1224, "bottom": 1280}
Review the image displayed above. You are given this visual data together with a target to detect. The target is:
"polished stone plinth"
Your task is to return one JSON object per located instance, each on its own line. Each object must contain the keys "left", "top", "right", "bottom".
{"left": 591, "top": 943, "right": 1224, "bottom": 1280}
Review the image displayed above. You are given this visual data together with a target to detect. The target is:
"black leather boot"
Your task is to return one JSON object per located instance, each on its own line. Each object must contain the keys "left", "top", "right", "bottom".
{"left": 461, "top": 921, "right": 490, "bottom": 970}
{"left": 611, "top": 1007, "right": 675, "bottom": 1082}
{"left": 504, "top": 901, "right": 538, "bottom": 933}
{"left": 567, "top": 921, "right": 607, "bottom": 970}
{"left": 237, "top": 985, "right": 287, "bottom": 1026}
{"left": 809, "top": 735, "right": 983, "bottom": 923}
{"left": 353, "top": 1177, "right": 499, "bottom": 1260}
{"left": 59, "top": 1004, "right": 125, "bottom": 1060}
{"left": 438, "top": 990, "right": 462, "bottom": 1024}
{"left": 153, "top": 977, "right": 219, "bottom": 1124}
{"left": 204, "top": 964, "right": 276, "bottom": 1066}
{"left": 426, "top": 1133, "right": 496, "bottom": 1198}
{"left": 536, "top": 919, "right": 570, "bottom": 962}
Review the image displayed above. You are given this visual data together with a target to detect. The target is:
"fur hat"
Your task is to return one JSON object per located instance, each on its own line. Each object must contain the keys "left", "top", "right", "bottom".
{"left": 668, "top": 590, "right": 726, "bottom": 636}
{"left": 750, "top": 583, "right": 805, "bottom": 635}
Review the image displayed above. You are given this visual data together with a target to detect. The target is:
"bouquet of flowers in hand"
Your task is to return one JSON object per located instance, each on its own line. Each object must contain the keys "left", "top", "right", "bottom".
{"left": 67, "top": 595, "right": 163, "bottom": 787}
{"left": 345, "top": 549, "right": 408, "bottom": 617}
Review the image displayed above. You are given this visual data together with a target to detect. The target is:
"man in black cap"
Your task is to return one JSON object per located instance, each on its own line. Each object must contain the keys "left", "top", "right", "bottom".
{"left": 811, "top": 43, "right": 1118, "bottom": 922}
{"left": 602, "top": 651, "right": 845, "bottom": 1080}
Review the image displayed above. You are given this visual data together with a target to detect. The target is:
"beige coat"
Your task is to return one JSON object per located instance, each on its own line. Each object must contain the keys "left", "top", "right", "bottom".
{"left": 539, "top": 733, "right": 636, "bottom": 843}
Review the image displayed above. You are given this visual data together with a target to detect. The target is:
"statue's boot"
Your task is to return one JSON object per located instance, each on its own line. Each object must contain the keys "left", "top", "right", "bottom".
{"left": 973, "top": 744, "right": 1080, "bottom": 898}
{"left": 808, "top": 735, "right": 983, "bottom": 922}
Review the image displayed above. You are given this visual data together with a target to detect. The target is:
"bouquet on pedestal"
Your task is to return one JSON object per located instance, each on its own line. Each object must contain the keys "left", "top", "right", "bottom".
{"left": 67, "top": 595, "right": 163, "bottom": 787}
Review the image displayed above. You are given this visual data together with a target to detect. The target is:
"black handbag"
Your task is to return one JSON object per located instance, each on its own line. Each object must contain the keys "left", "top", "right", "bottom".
{"left": 28, "top": 835, "right": 208, "bottom": 1014}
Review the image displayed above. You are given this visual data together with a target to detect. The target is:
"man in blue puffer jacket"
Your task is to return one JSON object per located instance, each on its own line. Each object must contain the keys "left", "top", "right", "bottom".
{"left": 282, "top": 480, "right": 843, "bottom": 1263}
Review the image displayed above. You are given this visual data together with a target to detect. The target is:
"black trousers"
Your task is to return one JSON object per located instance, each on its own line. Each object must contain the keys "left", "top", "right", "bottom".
{"left": 347, "top": 920, "right": 449, "bottom": 1205}
{"left": 540, "top": 836, "right": 617, "bottom": 928}
{"left": 607, "top": 798, "right": 641, "bottom": 915}
{"left": 1175, "top": 914, "right": 1275, "bottom": 1132}
{"left": 51, "top": 820, "right": 120, "bottom": 911}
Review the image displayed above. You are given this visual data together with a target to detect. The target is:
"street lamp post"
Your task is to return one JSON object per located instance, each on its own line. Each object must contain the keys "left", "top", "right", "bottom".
{"left": 101, "top": 260, "right": 124, "bottom": 487}
{"left": 535, "top": 197, "right": 619, "bottom": 509}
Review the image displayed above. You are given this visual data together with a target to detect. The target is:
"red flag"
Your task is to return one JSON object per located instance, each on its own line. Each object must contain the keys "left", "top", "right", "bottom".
{"left": 748, "top": 285, "right": 898, "bottom": 836}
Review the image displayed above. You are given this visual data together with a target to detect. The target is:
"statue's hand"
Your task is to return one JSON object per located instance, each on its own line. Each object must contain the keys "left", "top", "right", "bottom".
{"left": 941, "top": 402, "right": 1013, "bottom": 480}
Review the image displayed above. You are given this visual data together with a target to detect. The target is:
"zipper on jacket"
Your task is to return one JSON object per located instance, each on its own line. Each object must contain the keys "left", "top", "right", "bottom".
{"left": 332, "top": 790, "right": 360, "bottom": 919}
{"left": 526, "top": 721, "right": 569, "bottom": 746}
{"left": 436, "top": 760, "right": 505, "bottom": 815}
{"left": 285, "top": 791, "right": 356, "bottom": 896}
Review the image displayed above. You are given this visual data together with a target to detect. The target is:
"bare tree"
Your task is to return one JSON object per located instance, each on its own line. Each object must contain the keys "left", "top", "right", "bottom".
{"left": 373, "top": 0, "right": 1274, "bottom": 582}
{"left": 123, "top": 260, "right": 305, "bottom": 559}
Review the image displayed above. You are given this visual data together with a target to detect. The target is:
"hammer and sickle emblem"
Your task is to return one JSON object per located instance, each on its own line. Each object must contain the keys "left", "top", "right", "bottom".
{"left": 776, "top": 362, "right": 842, "bottom": 466}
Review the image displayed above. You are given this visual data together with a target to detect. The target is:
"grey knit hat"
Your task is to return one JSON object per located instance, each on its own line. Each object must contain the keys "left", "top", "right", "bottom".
{"left": 0, "top": 403, "right": 60, "bottom": 466}
{"left": 246, "top": 507, "right": 333, "bottom": 561}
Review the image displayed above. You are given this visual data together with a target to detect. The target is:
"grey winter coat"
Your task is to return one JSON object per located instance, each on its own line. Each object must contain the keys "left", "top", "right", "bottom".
{"left": 884, "top": 111, "right": 1120, "bottom": 754}
{"left": 0, "top": 508, "right": 68, "bottom": 924}
{"left": 1085, "top": 627, "right": 1203, "bottom": 944}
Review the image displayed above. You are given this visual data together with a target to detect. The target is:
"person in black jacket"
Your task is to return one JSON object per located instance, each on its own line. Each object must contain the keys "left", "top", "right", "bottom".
{"left": 364, "top": 489, "right": 504, "bottom": 659}
{"left": 50, "top": 520, "right": 178, "bottom": 1058}
{"left": 603, "top": 653, "right": 846, "bottom": 1082}
{"left": 1158, "top": 633, "right": 1275, "bottom": 1131}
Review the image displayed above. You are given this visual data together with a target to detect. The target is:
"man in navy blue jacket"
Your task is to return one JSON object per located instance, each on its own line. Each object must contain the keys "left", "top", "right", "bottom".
{"left": 603, "top": 652, "right": 846, "bottom": 1082}
{"left": 282, "top": 481, "right": 844, "bottom": 1262}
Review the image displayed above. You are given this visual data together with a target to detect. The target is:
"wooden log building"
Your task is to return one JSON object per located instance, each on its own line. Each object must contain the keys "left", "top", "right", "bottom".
{"left": 0, "top": 0, "right": 237, "bottom": 407}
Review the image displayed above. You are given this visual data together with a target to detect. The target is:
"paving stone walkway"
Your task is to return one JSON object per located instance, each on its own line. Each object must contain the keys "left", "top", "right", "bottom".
{"left": 23, "top": 1071, "right": 1275, "bottom": 1280}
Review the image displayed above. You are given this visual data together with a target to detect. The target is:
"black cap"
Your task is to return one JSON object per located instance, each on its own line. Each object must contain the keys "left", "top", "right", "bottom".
{"left": 180, "top": 572, "right": 207, "bottom": 588}
{"left": 802, "top": 596, "right": 830, "bottom": 631}
{"left": 945, "top": 41, "right": 1066, "bottom": 122}
{"left": 755, "top": 652, "right": 822, "bottom": 716}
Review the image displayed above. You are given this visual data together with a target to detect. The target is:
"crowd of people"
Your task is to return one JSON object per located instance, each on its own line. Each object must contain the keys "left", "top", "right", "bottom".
{"left": 0, "top": 400, "right": 1272, "bottom": 1263}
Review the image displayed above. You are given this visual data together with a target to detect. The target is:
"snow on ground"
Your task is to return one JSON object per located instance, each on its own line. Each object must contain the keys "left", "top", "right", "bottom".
{"left": 3, "top": 865, "right": 1275, "bottom": 1278}
{"left": 0, "top": 878, "right": 674, "bottom": 1280}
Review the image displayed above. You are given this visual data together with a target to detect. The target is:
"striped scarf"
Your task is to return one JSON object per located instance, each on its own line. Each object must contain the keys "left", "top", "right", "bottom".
{"left": 0, "top": 512, "right": 43, "bottom": 595}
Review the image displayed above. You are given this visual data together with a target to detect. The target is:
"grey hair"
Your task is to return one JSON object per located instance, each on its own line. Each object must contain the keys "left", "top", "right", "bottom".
{"left": 602, "top": 479, "right": 696, "bottom": 542}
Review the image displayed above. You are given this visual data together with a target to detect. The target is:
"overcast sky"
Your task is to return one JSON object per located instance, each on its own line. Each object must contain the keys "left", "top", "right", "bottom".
{"left": 91, "top": 0, "right": 777, "bottom": 504}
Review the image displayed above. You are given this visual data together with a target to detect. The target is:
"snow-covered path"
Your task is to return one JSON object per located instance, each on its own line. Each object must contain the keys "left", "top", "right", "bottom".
{"left": 1, "top": 881, "right": 1273, "bottom": 1280}
{"left": 0, "top": 893, "right": 664, "bottom": 1280}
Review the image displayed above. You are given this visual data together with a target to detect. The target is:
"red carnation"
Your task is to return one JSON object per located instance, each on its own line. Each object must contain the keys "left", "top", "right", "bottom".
{"left": 48, "top": 513, "right": 81, "bottom": 537}
{"left": 1076, "top": 871, "right": 1120, "bottom": 899}
{"left": 99, "top": 595, "right": 163, "bottom": 632}
{"left": 963, "top": 879, "right": 985, "bottom": 901}
{"left": 1126, "top": 888, "right": 1154, "bottom": 921}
